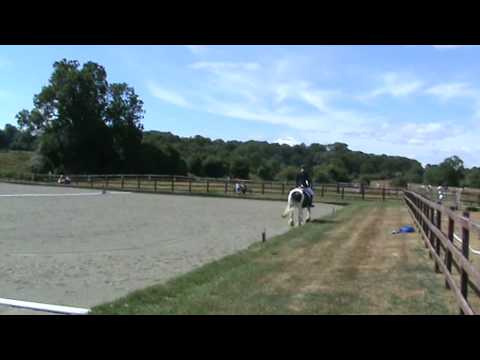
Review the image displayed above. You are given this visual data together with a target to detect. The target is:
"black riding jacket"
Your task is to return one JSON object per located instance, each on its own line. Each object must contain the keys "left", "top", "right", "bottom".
{"left": 296, "top": 172, "right": 312, "bottom": 188}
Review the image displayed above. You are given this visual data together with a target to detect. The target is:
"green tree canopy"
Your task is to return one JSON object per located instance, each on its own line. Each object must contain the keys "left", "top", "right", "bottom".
{"left": 16, "top": 59, "right": 145, "bottom": 174}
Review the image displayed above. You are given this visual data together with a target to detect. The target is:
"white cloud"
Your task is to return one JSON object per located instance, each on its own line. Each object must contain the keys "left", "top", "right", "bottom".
{"left": 189, "top": 59, "right": 377, "bottom": 136}
{"left": 276, "top": 136, "right": 299, "bottom": 146}
{"left": 341, "top": 120, "right": 464, "bottom": 148}
{"left": 298, "top": 89, "right": 340, "bottom": 113}
{"left": 424, "top": 82, "right": 475, "bottom": 100}
{"left": 185, "top": 45, "right": 208, "bottom": 55}
{"left": 147, "top": 81, "right": 191, "bottom": 108}
{"left": 424, "top": 82, "right": 480, "bottom": 119}
{"left": 359, "top": 72, "right": 423, "bottom": 100}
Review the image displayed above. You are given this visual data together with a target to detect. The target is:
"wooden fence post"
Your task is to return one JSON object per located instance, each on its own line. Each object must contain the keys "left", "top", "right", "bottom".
{"left": 282, "top": 183, "right": 285, "bottom": 195}
{"left": 154, "top": 178, "right": 157, "bottom": 192}
{"left": 225, "top": 181, "right": 228, "bottom": 193}
{"left": 321, "top": 184, "right": 325, "bottom": 197}
{"left": 189, "top": 180, "right": 192, "bottom": 193}
{"left": 137, "top": 176, "right": 140, "bottom": 190}
{"left": 382, "top": 187, "right": 386, "bottom": 201}
{"left": 171, "top": 177, "right": 175, "bottom": 192}
{"left": 206, "top": 180, "right": 209, "bottom": 193}
{"left": 261, "top": 183, "right": 265, "bottom": 195}
{"left": 460, "top": 211, "right": 470, "bottom": 314}
{"left": 361, "top": 184, "right": 365, "bottom": 200}
{"left": 446, "top": 211, "right": 454, "bottom": 289}
{"left": 427, "top": 206, "right": 433, "bottom": 258}
{"left": 121, "top": 176, "right": 124, "bottom": 189}
{"left": 434, "top": 209, "right": 441, "bottom": 273}
{"left": 421, "top": 202, "right": 428, "bottom": 249}
{"left": 341, "top": 186, "right": 344, "bottom": 200}
{"left": 429, "top": 206, "right": 435, "bottom": 247}
{"left": 336, "top": 183, "right": 340, "bottom": 194}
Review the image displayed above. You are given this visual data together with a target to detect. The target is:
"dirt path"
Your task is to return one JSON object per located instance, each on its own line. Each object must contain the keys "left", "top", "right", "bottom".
{"left": 259, "top": 202, "right": 459, "bottom": 314}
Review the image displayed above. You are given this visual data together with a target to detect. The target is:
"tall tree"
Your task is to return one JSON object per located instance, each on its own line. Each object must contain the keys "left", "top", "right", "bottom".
{"left": 105, "top": 83, "right": 144, "bottom": 172}
{"left": 16, "top": 59, "right": 145, "bottom": 174}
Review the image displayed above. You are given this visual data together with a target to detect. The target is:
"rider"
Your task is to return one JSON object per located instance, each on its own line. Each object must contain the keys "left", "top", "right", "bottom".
{"left": 296, "top": 166, "right": 314, "bottom": 207}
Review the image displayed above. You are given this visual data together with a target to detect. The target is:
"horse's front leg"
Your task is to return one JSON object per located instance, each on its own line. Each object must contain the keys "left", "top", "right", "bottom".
{"left": 288, "top": 206, "right": 295, "bottom": 227}
{"left": 298, "top": 205, "right": 303, "bottom": 226}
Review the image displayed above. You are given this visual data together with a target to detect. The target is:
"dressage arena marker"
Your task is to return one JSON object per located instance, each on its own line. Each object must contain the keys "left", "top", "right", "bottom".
{"left": 0, "top": 191, "right": 131, "bottom": 198}
{"left": 0, "top": 297, "right": 90, "bottom": 315}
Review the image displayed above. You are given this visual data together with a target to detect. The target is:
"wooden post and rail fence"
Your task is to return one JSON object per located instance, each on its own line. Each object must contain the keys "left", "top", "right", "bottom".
{"left": 0, "top": 173, "right": 403, "bottom": 202}
{"left": 404, "top": 190, "right": 480, "bottom": 315}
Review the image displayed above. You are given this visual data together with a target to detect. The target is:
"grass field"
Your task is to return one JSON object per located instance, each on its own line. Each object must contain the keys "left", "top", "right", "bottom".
{"left": 0, "top": 150, "right": 33, "bottom": 176}
{"left": 91, "top": 200, "right": 459, "bottom": 315}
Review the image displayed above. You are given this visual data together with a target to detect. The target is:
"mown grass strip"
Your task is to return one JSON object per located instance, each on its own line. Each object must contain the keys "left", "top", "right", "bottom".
{"left": 90, "top": 204, "right": 357, "bottom": 315}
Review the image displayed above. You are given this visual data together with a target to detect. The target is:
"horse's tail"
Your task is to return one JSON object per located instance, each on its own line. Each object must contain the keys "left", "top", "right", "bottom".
{"left": 282, "top": 203, "right": 293, "bottom": 218}
{"left": 282, "top": 192, "right": 294, "bottom": 218}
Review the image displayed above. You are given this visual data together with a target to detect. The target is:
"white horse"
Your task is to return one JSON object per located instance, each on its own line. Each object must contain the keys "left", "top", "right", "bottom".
{"left": 282, "top": 187, "right": 311, "bottom": 227}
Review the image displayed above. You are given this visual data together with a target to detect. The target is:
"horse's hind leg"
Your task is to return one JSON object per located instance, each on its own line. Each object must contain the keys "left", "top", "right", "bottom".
{"left": 289, "top": 208, "right": 294, "bottom": 227}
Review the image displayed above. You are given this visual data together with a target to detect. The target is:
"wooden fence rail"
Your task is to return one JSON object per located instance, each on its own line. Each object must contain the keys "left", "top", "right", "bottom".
{"left": 404, "top": 190, "right": 480, "bottom": 315}
{"left": 0, "top": 173, "right": 404, "bottom": 202}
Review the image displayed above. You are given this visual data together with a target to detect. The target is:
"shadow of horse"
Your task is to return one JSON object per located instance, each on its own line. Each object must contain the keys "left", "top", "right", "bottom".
{"left": 308, "top": 218, "right": 337, "bottom": 224}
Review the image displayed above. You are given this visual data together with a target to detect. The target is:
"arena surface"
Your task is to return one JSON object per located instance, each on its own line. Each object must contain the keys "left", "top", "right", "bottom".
{"left": 0, "top": 182, "right": 338, "bottom": 314}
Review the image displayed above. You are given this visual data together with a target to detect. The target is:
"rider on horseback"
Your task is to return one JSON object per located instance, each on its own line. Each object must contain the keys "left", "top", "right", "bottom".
{"left": 296, "top": 166, "right": 314, "bottom": 208}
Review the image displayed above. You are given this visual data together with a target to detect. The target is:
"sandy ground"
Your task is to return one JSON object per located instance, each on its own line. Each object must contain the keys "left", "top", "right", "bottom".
{"left": 0, "top": 182, "right": 337, "bottom": 315}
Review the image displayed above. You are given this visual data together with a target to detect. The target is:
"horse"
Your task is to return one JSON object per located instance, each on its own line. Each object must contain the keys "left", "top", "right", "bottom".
{"left": 281, "top": 187, "right": 312, "bottom": 227}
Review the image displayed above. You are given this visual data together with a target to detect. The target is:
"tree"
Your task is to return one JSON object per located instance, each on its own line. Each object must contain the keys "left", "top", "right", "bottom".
{"left": 466, "top": 168, "right": 480, "bottom": 188}
{"left": 16, "top": 59, "right": 145, "bottom": 174}
{"left": 0, "top": 128, "right": 7, "bottom": 149}
{"left": 424, "top": 156, "right": 465, "bottom": 186}
{"left": 424, "top": 164, "right": 443, "bottom": 185}
{"left": 3, "top": 124, "right": 19, "bottom": 147}
{"left": 257, "top": 164, "right": 274, "bottom": 180}
{"left": 203, "top": 156, "right": 227, "bottom": 178}
{"left": 9, "top": 130, "right": 37, "bottom": 151}
{"left": 105, "top": 83, "right": 144, "bottom": 172}
{"left": 188, "top": 156, "right": 204, "bottom": 176}
{"left": 230, "top": 157, "right": 250, "bottom": 179}
{"left": 313, "top": 165, "right": 331, "bottom": 183}
{"left": 439, "top": 155, "right": 464, "bottom": 186}
{"left": 276, "top": 166, "right": 297, "bottom": 181}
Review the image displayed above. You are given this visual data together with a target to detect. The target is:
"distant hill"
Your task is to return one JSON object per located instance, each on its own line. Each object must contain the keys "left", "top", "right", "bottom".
{"left": 143, "top": 131, "right": 424, "bottom": 184}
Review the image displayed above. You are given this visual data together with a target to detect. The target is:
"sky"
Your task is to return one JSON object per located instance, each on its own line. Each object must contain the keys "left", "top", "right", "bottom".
{"left": 0, "top": 45, "right": 479, "bottom": 167}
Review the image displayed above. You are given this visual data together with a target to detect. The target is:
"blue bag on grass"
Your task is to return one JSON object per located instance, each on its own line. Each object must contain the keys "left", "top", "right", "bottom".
{"left": 392, "top": 225, "right": 415, "bottom": 234}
